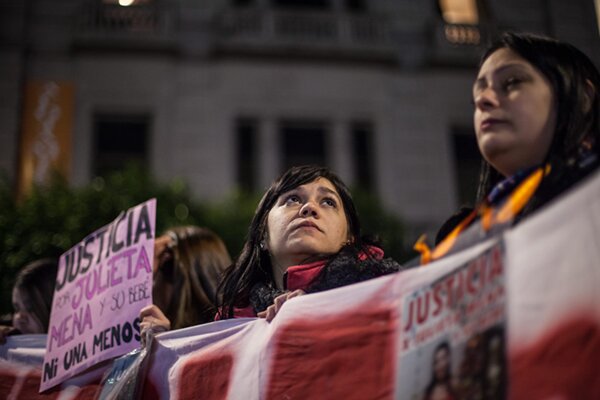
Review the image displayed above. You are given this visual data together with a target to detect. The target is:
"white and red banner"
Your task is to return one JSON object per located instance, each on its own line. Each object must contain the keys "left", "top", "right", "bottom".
{"left": 1, "top": 170, "right": 600, "bottom": 399}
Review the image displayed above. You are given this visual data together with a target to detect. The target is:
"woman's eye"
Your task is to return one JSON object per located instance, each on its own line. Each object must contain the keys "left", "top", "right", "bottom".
{"left": 503, "top": 77, "right": 522, "bottom": 91}
{"left": 285, "top": 195, "right": 301, "bottom": 204}
{"left": 322, "top": 198, "right": 337, "bottom": 208}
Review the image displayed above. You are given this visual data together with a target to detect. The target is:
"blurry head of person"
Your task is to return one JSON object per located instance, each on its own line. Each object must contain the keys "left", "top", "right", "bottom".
{"left": 153, "top": 226, "right": 231, "bottom": 329}
{"left": 432, "top": 341, "right": 452, "bottom": 382}
{"left": 218, "top": 165, "right": 364, "bottom": 318}
{"left": 473, "top": 32, "right": 600, "bottom": 200}
{"left": 12, "top": 259, "right": 58, "bottom": 334}
{"left": 424, "top": 341, "right": 455, "bottom": 400}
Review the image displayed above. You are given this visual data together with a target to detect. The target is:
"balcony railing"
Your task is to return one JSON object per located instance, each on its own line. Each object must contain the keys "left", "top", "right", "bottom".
{"left": 214, "top": 9, "right": 396, "bottom": 58}
{"left": 74, "top": 1, "right": 175, "bottom": 48}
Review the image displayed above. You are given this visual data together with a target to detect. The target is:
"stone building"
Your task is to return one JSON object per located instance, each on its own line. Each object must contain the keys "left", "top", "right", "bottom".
{"left": 1, "top": 0, "right": 598, "bottom": 238}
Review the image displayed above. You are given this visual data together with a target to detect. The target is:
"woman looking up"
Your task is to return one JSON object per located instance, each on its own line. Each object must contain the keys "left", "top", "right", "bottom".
{"left": 217, "top": 164, "right": 403, "bottom": 321}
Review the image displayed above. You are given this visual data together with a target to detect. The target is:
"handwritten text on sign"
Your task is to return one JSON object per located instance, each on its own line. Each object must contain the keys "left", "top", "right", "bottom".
{"left": 40, "top": 199, "right": 156, "bottom": 392}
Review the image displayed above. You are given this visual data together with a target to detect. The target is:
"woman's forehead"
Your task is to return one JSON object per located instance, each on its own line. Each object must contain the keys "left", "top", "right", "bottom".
{"left": 478, "top": 48, "right": 531, "bottom": 77}
{"left": 284, "top": 177, "right": 338, "bottom": 194}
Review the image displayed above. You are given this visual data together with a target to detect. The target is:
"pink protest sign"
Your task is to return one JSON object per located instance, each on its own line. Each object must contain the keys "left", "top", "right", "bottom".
{"left": 40, "top": 199, "right": 156, "bottom": 392}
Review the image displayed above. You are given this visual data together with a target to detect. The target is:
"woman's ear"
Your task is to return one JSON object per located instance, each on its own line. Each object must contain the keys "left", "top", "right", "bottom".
{"left": 583, "top": 79, "right": 596, "bottom": 114}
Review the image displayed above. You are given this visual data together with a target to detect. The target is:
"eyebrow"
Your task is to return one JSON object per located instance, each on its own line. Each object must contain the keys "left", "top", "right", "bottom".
{"left": 317, "top": 186, "right": 342, "bottom": 202}
{"left": 472, "top": 62, "right": 530, "bottom": 91}
{"left": 283, "top": 185, "right": 342, "bottom": 202}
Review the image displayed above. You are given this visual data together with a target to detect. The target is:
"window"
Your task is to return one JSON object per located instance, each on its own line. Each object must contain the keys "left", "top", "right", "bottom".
{"left": 345, "top": 0, "right": 366, "bottom": 13}
{"left": 281, "top": 120, "right": 327, "bottom": 171}
{"left": 232, "top": 0, "right": 255, "bottom": 7}
{"left": 352, "top": 122, "right": 374, "bottom": 190}
{"left": 439, "top": 0, "right": 478, "bottom": 24}
{"left": 93, "top": 113, "right": 149, "bottom": 176}
{"left": 596, "top": 0, "right": 600, "bottom": 35}
{"left": 271, "top": 0, "right": 330, "bottom": 10}
{"left": 451, "top": 128, "right": 481, "bottom": 205}
{"left": 236, "top": 118, "right": 258, "bottom": 192}
{"left": 438, "top": 0, "right": 480, "bottom": 45}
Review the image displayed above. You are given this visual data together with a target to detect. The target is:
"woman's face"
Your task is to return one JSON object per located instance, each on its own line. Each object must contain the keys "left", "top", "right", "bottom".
{"left": 152, "top": 234, "right": 176, "bottom": 311}
{"left": 266, "top": 177, "right": 350, "bottom": 270}
{"left": 433, "top": 346, "right": 450, "bottom": 380}
{"left": 12, "top": 287, "right": 44, "bottom": 334}
{"left": 153, "top": 234, "right": 175, "bottom": 274}
{"left": 473, "top": 48, "right": 557, "bottom": 177}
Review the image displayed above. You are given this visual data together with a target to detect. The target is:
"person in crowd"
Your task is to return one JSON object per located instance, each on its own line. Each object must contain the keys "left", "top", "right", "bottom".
{"left": 424, "top": 341, "right": 457, "bottom": 400}
{"left": 216, "top": 164, "right": 403, "bottom": 321}
{"left": 0, "top": 259, "right": 58, "bottom": 344}
{"left": 139, "top": 226, "right": 231, "bottom": 333}
{"left": 426, "top": 32, "right": 599, "bottom": 262}
{"left": 143, "top": 165, "right": 403, "bottom": 330}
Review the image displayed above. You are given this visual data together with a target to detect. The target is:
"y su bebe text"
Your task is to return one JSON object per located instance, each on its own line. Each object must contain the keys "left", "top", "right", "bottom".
{"left": 42, "top": 318, "right": 141, "bottom": 383}
{"left": 48, "top": 245, "right": 152, "bottom": 352}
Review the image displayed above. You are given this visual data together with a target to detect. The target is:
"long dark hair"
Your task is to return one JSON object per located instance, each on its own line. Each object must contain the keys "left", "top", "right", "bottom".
{"left": 154, "top": 226, "right": 231, "bottom": 329}
{"left": 14, "top": 258, "right": 58, "bottom": 332}
{"left": 217, "top": 165, "right": 365, "bottom": 318}
{"left": 475, "top": 32, "right": 600, "bottom": 202}
{"left": 424, "top": 341, "right": 455, "bottom": 400}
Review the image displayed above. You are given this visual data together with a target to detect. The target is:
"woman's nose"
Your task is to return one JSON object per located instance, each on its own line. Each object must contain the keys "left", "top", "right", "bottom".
{"left": 13, "top": 311, "right": 25, "bottom": 323}
{"left": 299, "top": 201, "right": 317, "bottom": 217}
{"left": 474, "top": 87, "right": 499, "bottom": 110}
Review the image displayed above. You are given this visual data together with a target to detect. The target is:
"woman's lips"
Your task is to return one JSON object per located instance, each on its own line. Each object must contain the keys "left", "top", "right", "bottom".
{"left": 480, "top": 118, "right": 508, "bottom": 131}
{"left": 292, "top": 221, "right": 322, "bottom": 232}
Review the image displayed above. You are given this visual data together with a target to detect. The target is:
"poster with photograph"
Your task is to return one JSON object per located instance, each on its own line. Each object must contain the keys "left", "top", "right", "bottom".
{"left": 397, "top": 241, "right": 507, "bottom": 400}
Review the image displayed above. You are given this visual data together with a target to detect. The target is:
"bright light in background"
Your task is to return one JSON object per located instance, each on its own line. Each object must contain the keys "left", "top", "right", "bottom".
{"left": 119, "top": 0, "right": 135, "bottom": 6}
{"left": 439, "top": 0, "right": 479, "bottom": 24}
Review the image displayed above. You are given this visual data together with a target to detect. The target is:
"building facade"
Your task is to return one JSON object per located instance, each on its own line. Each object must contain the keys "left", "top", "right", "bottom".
{"left": 1, "top": 0, "right": 598, "bottom": 238}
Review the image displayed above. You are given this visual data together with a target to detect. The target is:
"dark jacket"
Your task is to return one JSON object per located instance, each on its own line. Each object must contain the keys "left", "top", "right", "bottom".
{"left": 230, "top": 246, "right": 404, "bottom": 318}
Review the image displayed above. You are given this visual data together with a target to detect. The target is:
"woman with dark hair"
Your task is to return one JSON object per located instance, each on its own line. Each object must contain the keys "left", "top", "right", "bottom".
{"left": 424, "top": 342, "right": 457, "bottom": 400}
{"left": 217, "top": 164, "right": 403, "bottom": 320}
{"left": 139, "top": 226, "right": 231, "bottom": 333}
{"left": 427, "top": 32, "right": 600, "bottom": 261}
{"left": 0, "top": 259, "right": 58, "bottom": 343}
{"left": 141, "top": 165, "right": 402, "bottom": 329}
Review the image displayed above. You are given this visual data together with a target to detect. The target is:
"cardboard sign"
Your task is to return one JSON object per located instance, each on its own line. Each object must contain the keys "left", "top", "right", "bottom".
{"left": 40, "top": 199, "right": 156, "bottom": 392}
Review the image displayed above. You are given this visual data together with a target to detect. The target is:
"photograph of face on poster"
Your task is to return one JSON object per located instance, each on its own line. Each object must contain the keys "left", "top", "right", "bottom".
{"left": 398, "top": 325, "right": 506, "bottom": 400}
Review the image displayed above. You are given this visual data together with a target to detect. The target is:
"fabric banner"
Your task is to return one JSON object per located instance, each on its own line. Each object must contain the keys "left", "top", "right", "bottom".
{"left": 17, "top": 81, "right": 74, "bottom": 198}
{"left": 1, "top": 170, "right": 599, "bottom": 399}
{"left": 40, "top": 199, "right": 156, "bottom": 392}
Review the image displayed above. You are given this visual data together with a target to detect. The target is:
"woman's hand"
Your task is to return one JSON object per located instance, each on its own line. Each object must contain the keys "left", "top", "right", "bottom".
{"left": 257, "top": 289, "right": 305, "bottom": 322}
{"left": 0, "top": 325, "right": 17, "bottom": 345}
{"left": 139, "top": 304, "right": 171, "bottom": 342}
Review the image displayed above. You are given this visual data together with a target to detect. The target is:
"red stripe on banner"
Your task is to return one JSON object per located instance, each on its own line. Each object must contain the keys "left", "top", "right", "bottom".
{"left": 178, "top": 353, "right": 234, "bottom": 400}
{"left": 0, "top": 363, "right": 100, "bottom": 399}
{"left": 0, "top": 369, "right": 19, "bottom": 398}
{"left": 510, "top": 316, "right": 600, "bottom": 400}
{"left": 141, "top": 377, "right": 160, "bottom": 400}
{"left": 266, "top": 308, "right": 397, "bottom": 400}
{"left": 19, "top": 372, "right": 60, "bottom": 399}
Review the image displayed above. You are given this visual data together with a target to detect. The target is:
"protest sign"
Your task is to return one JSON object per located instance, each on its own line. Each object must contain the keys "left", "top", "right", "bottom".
{"left": 40, "top": 199, "right": 156, "bottom": 392}
{"left": 397, "top": 241, "right": 506, "bottom": 400}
